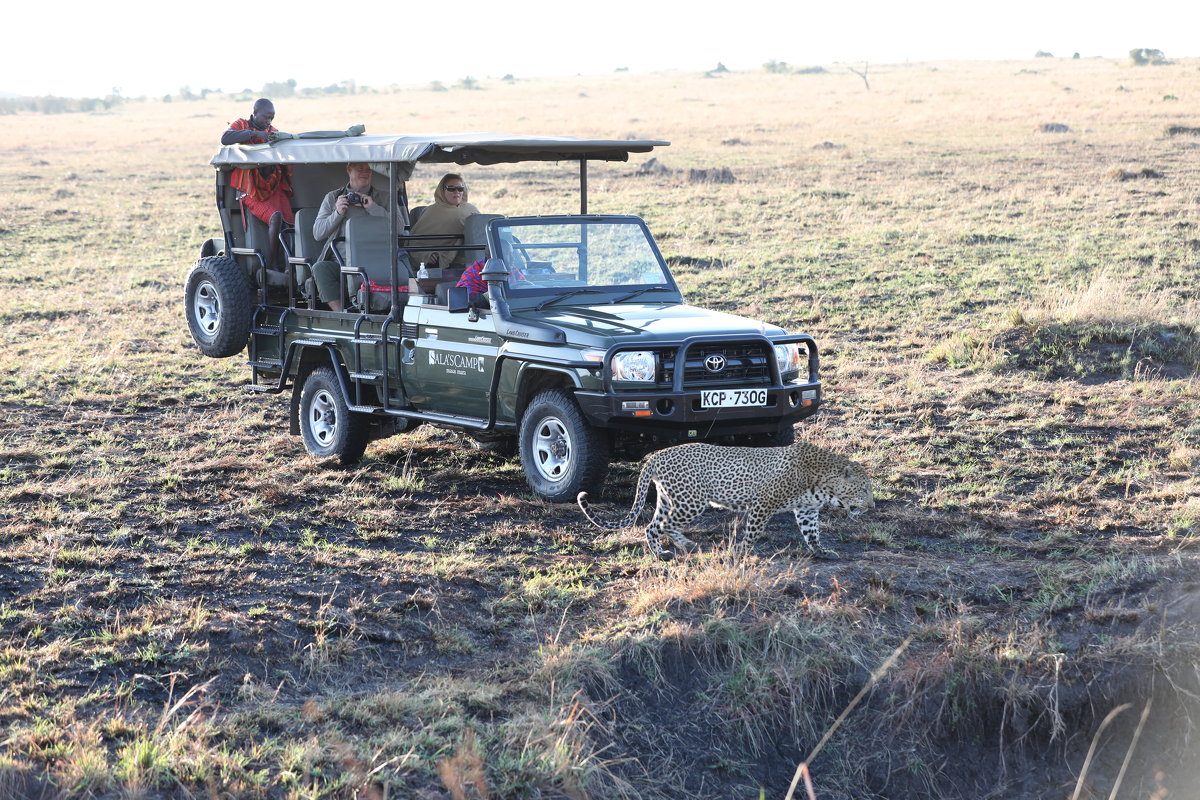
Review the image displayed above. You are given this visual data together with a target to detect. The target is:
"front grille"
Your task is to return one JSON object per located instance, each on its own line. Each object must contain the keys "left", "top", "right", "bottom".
{"left": 660, "top": 342, "right": 772, "bottom": 388}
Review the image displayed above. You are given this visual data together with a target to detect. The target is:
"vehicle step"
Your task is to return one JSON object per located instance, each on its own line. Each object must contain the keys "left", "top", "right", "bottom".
{"left": 250, "top": 358, "right": 283, "bottom": 369}
{"left": 414, "top": 410, "right": 490, "bottom": 430}
{"left": 248, "top": 377, "right": 288, "bottom": 393}
{"left": 353, "top": 334, "right": 384, "bottom": 344}
{"left": 350, "top": 371, "right": 384, "bottom": 382}
{"left": 253, "top": 326, "right": 282, "bottom": 335}
{"left": 348, "top": 404, "right": 382, "bottom": 414}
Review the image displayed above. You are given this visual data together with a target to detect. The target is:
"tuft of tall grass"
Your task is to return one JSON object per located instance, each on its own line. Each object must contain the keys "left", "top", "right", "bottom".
{"left": 926, "top": 332, "right": 1006, "bottom": 371}
{"left": 485, "top": 701, "right": 639, "bottom": 800}
{"left": 627, "top": 543, "right": 794, "bottom": 616}
{"left": 1025, "top": 268, "right": 1196, "bottom": 331}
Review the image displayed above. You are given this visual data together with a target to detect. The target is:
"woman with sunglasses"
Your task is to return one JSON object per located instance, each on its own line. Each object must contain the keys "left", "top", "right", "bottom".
{"left": 407, "top": 173, "right": 481, "bottom": 270}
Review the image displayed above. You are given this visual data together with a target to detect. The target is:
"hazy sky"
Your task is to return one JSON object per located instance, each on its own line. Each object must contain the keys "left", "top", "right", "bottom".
{"left": 4, "top": 0, "right": 1196, "bottom": 98}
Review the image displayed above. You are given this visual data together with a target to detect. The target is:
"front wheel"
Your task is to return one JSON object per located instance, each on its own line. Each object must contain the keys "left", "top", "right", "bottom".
{"left": 184, "top": 255, "right": 253, "bottom": 358}
{"left": 518, "top": 389, "right": 610, "bottom": 503}
{"left": 746, "top": 424, "right": 796, "bottom": 447}
{"left": 298, "top": 366, "right": 370, "bottom": 464}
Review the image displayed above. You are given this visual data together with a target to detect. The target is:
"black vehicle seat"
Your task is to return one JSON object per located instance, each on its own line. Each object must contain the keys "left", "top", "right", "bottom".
{"left": 409, "top": 205, "right": 428, "bottom": 227}
{"left": 430, "top": 214, "right": 505, "bottom": 304}
{"left": 292, "top": 208, "right": 323, "bottom": 264}
{"left": 497, "top": 229, "right": 524, "bottom": 271}
{"left": 277, "top": 207, "right": 321, "bottom": 301}
{"left": 344, "top": 216, "right": 411, "bottom": 312}
{"left": 242, "top": 204, "right": 271, "bottom": 260}
{"left": 238, "top": 203, "right": 289, "bottom": 288}
{"left": 461, "top": 213, "right": 504, "bottom": 268}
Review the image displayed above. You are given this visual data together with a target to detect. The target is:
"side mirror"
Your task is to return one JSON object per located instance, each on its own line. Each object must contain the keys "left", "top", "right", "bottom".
{"left": 447, "top": 286, "right": 471, "bottom": 313}
{"left": 448, "top": 286, "right": 489, "bottom": 319}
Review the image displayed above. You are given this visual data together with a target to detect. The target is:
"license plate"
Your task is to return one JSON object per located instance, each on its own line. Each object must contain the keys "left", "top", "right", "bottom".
{"left": 700, "top": 388, "right": 768, "bottom": 408}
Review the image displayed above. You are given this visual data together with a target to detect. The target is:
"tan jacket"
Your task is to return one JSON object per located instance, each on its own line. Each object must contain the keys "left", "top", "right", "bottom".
{"left": 407, "top": 200, "right": 480, "bottom": 268}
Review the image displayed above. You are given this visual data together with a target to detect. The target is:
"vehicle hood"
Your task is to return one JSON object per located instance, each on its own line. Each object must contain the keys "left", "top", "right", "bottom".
{"left": 524, "top": 303, "right": 787, "bottom": 341}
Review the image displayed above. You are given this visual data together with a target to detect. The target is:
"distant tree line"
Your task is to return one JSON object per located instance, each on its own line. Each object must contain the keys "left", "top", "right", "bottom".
{"left": 169, "top": 86, "right": 220, "bottom": 102}
{"left": 763, "top": 60, "right": 827, "bottom": 75}
{"left": 0, "top": 93, "right": 124, "bottom": 115}
{"left": 0, "top": 76, "right": 366, "bottom": 115}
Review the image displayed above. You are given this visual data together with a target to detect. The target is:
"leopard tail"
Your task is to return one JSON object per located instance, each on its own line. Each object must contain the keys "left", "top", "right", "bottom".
{"left": 576, "top": 464, "right": 654, "bottom": 530}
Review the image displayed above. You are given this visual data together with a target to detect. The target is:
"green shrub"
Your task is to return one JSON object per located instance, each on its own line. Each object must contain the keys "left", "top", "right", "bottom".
{"left": 1129, "top": 48, "right": 1167, "bottom": 66}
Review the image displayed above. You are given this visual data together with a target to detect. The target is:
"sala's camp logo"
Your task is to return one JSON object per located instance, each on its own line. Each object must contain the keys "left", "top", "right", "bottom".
{"left": 429, "top": 351, "right": 486, "bottom": 372}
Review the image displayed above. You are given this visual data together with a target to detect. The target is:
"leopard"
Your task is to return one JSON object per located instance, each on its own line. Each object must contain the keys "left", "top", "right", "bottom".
{"left": 577, "top": 441, "right": 873, "bottom": 560}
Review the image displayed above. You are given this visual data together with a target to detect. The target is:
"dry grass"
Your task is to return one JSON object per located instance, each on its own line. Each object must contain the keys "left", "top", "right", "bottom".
{"left": 1025, "top": 268, "right": 1198, "bottom": 329}
{"left": 626, "top": 544, "right": 794, "bottom": 616}
{"left": 1, "top": 58, "right": 1199, "bottom": 798}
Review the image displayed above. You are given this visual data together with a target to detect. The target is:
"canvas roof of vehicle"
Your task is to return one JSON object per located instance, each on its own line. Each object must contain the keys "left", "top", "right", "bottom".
{"left": 211, "top": 132, "right": 669, "bottom": 178}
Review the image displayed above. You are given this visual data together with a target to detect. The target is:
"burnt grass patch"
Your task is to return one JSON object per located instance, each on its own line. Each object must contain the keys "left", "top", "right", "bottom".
{"left": 995, "top": 322, "right": 1200, "bottom": 382}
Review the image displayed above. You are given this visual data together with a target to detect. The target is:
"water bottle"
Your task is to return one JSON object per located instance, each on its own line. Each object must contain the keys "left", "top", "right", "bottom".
{"left": 417, "top": 262, "right": 428, "bottom": 279}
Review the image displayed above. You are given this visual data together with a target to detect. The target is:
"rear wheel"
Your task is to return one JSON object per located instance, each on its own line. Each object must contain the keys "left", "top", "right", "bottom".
{"left": 298, "top": 366, "right": 370, "bottom": 463}
{"left": 518, "top": 389, "right": 610, "bottom": 503}
{"left": 184, "top": 255, "right": 253, "bottom": 358}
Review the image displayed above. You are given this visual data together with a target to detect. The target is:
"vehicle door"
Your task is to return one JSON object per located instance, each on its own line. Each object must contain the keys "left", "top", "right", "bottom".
{"left": 404, "top": 299, "right": 502, "bottom": 419}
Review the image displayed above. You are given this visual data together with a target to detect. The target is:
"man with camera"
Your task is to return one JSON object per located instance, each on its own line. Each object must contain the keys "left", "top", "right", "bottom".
{"left": 312, "top": 162, "right": 391, "bottom": 311}
{"left": 312, "top": 162, "right": 389, "bottom": 243}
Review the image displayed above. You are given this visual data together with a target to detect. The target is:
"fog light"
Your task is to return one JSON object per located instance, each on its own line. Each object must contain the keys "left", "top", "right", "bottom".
{"left": 622, "top": 401, "right": 650, "bottom": 411}
{"left": 802, "top": 390, "right": 818, "bottom": 401}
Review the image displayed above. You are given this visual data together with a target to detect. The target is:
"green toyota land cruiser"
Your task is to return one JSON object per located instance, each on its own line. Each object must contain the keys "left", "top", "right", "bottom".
{"left": 185, "top": 132, "right": 821, "bottom": 502}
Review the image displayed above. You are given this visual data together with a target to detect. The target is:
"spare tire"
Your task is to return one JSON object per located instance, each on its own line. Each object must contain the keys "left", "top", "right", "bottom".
{"left": 185, "top": 255, "right": 253, "bottom": 358}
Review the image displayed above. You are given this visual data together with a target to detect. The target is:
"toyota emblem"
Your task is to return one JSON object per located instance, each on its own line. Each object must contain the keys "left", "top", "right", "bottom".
{"left": 704, "top": 354, "right": 727, "bottom": 373}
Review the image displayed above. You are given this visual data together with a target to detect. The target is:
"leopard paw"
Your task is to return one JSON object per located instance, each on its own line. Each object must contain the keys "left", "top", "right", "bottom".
{"left": 646, "top": 538, "right": 675, "bottom": 561}
{"left": 669, "top": 536, "right": 698, "bottom": 552}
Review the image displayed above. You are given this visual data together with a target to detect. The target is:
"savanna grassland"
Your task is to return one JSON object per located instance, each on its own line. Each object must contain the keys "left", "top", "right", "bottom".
{"left": 1, "top": 59, "right": 1199, "bottom": 799}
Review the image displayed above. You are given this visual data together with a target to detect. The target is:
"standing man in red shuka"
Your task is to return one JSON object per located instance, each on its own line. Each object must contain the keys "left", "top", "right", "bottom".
{"left": 222, "top": 98, "right": 292, "bottom": 268}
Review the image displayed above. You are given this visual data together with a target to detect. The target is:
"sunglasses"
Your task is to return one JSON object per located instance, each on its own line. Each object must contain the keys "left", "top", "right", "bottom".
{"left": 445, "top": 186, "right": 466, "bottom": 192}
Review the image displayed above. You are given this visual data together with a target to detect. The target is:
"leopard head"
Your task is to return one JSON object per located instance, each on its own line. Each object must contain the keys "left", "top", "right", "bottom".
{"left": 828, "top": 461, "right": 874, "bottom": 518}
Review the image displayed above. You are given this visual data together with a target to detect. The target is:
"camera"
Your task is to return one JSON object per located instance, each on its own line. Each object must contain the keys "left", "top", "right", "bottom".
{"left": 344, "top": 191, "right": 364, "bottom": 206}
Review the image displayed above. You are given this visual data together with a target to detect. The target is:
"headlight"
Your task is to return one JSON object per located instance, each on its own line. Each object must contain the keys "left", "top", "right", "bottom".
{"left": 611, "top": 351, "right": 656, "bottom": 382}
{"left": 774, "top": 343, "right": 802, "bottom": 376}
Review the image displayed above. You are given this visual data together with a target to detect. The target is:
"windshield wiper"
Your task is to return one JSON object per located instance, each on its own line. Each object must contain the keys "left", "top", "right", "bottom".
{"left": 535, "top": 289, "right": 605, "bottom": 310}
{"left": 611, "top": 286, "right": 674, "bottom": 303}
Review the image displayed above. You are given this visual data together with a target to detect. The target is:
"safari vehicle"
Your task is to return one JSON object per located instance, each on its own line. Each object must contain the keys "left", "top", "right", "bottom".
{"left": 185, "top": 133, "right": 822, "bottom": 502}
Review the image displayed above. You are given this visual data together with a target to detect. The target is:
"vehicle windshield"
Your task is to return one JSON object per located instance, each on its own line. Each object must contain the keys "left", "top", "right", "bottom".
{"left": 489, "top": 218, "right": 675, "bottom": 298}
